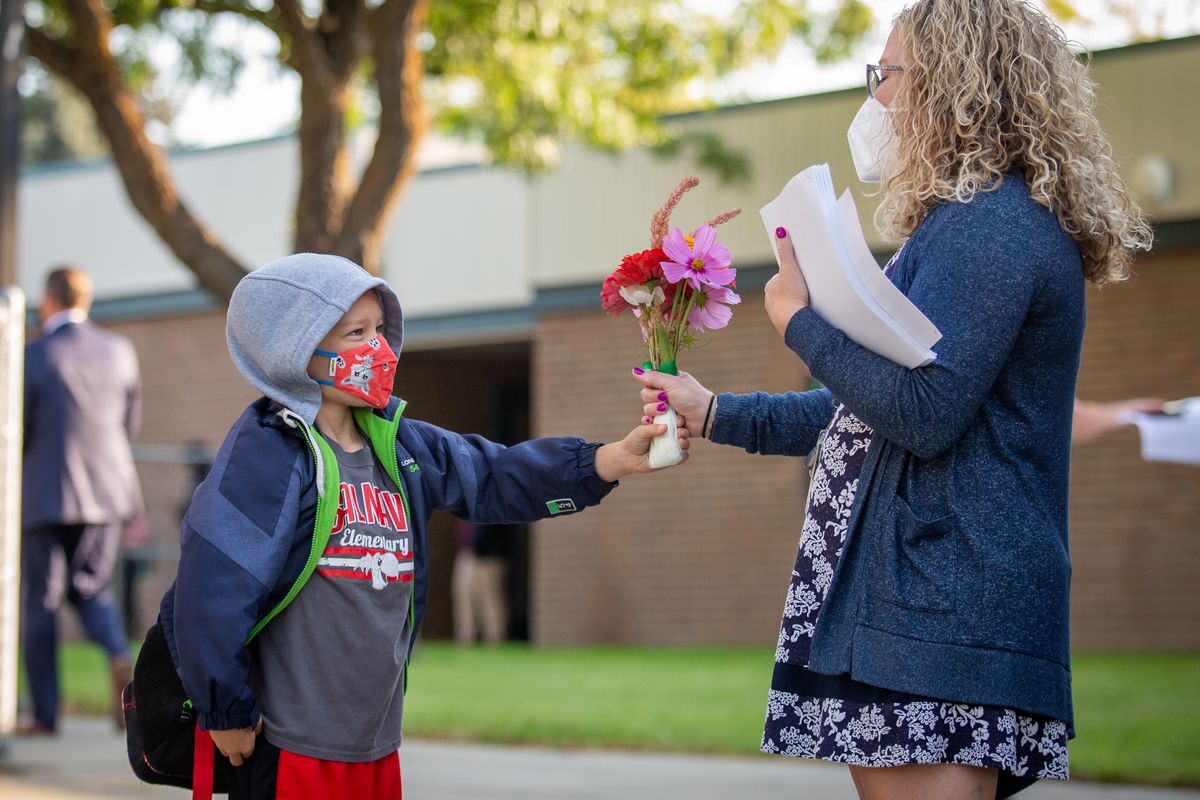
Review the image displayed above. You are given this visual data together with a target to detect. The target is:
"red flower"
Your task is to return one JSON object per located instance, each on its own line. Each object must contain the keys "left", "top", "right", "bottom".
{"left": 617, "top": 248, "right": 668, "bottom": 285}
{"left": 601, "top": 274, "right": 633, "bottom": 317}
{"left": 600, "top": 248, "right": 675, "bottom": 317}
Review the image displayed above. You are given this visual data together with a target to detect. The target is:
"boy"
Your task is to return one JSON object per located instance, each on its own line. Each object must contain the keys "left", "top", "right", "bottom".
{"left": 159, "top": 254, "right": 687, "bottom": 798}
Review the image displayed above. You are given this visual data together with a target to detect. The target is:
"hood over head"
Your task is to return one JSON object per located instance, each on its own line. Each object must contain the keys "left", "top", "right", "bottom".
{"left": 226, "top": 253, "right": 404, "bottom": 425}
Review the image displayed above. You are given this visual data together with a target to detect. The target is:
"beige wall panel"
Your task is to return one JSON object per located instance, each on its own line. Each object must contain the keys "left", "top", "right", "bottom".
{"left": 1090, "top": 41, "right": 1200, "bottom": 222}
{"left": 20, "top": 138, "right": 298, "bottom": 301}
{"left": 383, "top": 169, "right": 534, "bottom": 317}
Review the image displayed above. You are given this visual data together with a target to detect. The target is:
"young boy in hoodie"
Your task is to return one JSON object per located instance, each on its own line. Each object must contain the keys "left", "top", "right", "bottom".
{"left": 158, "top": 254, "right": 688, "bottom": 799}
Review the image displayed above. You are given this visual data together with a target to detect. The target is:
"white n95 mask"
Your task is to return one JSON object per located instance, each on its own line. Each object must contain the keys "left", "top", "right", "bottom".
{"left": 847, "top": 98, "right": 899, "bottom": 184}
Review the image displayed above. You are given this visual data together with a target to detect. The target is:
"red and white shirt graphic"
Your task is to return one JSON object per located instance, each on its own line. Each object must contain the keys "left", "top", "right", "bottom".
{"left": 318, "top": 478, "right": 413, "bottom": 590}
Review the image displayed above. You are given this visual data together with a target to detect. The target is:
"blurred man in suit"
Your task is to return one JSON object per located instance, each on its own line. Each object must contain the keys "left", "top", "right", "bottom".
{"left": 20, "top": 266, "right": 142, "bottom": 734}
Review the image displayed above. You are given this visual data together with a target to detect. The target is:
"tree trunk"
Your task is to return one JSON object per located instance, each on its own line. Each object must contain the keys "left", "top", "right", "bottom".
{"left": 29, "top": 0, "right": 249, "bottom": 302}
{"left": 279, "top": 0, "right": 365, "bottom": 256}
{"left": 334, "top": 0, "right": 431, "bottom": 274}
{"left": 294, "top": 81, "right": 353, "bottom": 254}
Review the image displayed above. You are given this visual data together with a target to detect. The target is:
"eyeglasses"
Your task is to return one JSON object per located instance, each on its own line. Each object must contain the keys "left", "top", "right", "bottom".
{"left": 867, "top": 64, "right": 904, "bottom": 99}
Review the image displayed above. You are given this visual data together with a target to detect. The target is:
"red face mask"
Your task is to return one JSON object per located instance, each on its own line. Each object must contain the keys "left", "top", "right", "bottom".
{"left": 314, "top": 336, "right": 398, "bottom": 408}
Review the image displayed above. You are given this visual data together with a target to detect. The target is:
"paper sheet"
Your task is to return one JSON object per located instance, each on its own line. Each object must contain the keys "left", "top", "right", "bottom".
{"left": 1130, "top": 411, "right": 1200, "bottom": 466}
{"left": 759, "top": 165, "right": 941, "bottom": 369}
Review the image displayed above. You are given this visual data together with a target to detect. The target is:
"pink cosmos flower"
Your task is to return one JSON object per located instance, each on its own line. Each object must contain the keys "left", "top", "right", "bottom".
{"left": 688, "top": 285, "right": 741, "bottom": 332}
{"left": 660, "top": 225, "right": 735, "bottom": 289}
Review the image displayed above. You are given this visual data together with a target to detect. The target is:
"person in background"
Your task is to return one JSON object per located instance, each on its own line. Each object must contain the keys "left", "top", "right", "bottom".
{"left": 20, "top": 266, "right": 143, "bottom": 734}
{"left": 452, "top": 520, "right": 511, "bottom": 645}
{"left": 117, "top": 511, "right": 153, "bottom": 639}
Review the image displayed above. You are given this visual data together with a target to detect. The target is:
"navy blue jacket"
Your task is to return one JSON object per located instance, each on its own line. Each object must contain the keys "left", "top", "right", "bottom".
{"left": 713, "top": 175, "right": 1084, "bottom": 726}
{"left": 23, "top": 319, "right": 143, "bottom": 529}
{"left": 159, "top": 396, "right": 616, "bottom": 730}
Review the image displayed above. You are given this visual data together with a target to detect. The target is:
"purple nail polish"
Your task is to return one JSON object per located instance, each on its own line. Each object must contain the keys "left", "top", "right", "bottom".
{"left": 776, "top": 227, "right": 787, "bottom": 239}
{"left": 633, "top": 366, "right": 645, "bottom": 376}
{"left": 657, "top": 402, "right": 667, "bottom": 413}
{"left": 658, "top": 391, "right": 668, "bottom": 402}
{"left": 644, "top": 416, "right": 652, "bottom": 424}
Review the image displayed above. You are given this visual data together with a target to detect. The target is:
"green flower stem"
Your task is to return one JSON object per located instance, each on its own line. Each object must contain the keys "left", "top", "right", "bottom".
{"left": 640, "top": 283, "right": 698, "bottom": 373}
{"left": 667, "top": 284, "right": 699, "bottom": 361}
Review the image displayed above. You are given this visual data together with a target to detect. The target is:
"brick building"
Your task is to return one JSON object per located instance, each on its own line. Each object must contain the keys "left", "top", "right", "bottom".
{"left": 17, "top": 37, "right": 1200, "bottom": 650}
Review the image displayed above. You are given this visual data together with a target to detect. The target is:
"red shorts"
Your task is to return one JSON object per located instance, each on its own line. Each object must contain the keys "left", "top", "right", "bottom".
{"left": 212, "top": 731, "right": 402, "bottom": 800}
{"left": 276, "top": 748, "right": 401, "bottom": 800}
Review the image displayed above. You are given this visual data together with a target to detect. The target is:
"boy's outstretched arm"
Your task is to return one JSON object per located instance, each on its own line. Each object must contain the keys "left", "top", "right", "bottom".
{"left": 399, "top": 417, "right": 688, "bottom": 524}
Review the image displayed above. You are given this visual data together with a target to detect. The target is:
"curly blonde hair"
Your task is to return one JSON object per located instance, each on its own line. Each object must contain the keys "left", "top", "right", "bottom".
{"left": 880, "top": 0, "right": 1152, "bottom": 285}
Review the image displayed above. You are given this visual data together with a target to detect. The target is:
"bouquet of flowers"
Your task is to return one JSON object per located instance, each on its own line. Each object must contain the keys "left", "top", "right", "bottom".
{"left": 601, "top": 176, "right": 741, "bottom": 467}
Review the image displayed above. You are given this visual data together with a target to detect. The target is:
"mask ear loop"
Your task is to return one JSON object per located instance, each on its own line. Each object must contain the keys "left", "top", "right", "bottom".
{"left": 313, "top": 349, "right": 340, "bottom": 385}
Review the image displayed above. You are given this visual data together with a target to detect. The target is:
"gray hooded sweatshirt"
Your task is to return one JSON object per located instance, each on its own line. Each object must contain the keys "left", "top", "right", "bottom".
{"left": 226, "top": 253, "right": 404, "bottom": 425}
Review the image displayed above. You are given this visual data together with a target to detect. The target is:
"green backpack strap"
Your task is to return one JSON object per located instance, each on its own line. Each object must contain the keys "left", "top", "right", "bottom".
{"left": 244, "top": 412, "right": 340, "bottom": 645}
{"left": 352, "top": 405, "right": 417, "bottom": 691}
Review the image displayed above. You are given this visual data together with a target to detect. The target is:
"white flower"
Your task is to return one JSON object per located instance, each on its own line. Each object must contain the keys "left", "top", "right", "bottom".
{"left": 619, "top": 283, "right": 665, "bottom": 307}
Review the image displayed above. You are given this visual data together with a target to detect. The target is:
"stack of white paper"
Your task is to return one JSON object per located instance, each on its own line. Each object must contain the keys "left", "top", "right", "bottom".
{"left": 760, "top": 165, "right": 942, "bottom": 368}
{"left": 1128, "top": 397, "right": 1200, "bottom": 466}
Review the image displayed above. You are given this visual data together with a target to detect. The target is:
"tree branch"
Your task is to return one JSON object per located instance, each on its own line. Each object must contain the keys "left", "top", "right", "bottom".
{"left": 275, "top": 0, "right": 331, "bottom": 89}
{"left": 320, "top": 0, "right": 370, "bottom": 83}
{"left": 281, "top": 0, "right": 371, "bottom": 253}
{"left": 191, "top": 0, "right": 282, "bottom": 34}
{"left": 31, "top": 0, "right": 248, "bottom": 301}
{"left": 334, "top": 0, "right": 430, "bottom": 271}
{"left": 23, "top": 26, "right": 75, "bottom": 78}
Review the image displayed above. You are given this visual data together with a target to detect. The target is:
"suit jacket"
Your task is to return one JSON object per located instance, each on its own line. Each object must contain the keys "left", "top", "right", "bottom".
{"left": 23, "top": 319, "right": 144, "bottom": 529}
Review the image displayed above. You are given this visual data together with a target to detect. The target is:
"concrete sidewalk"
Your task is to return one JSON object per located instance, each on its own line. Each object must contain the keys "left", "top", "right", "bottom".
{"left": 1, "top": 717, "right": 1198, "bottom": 800}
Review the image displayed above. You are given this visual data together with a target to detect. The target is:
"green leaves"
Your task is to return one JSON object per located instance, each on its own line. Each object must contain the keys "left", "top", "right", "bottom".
{"left": 24, "top": 0, "right": 872, "bottom": 170}
{"left": 424, "top": 0, "right": 872, "bottom": 172}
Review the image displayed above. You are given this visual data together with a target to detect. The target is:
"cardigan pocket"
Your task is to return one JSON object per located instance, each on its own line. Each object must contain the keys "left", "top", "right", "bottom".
{"left": 875, "top": 494, "right": 957, "bottom": 615}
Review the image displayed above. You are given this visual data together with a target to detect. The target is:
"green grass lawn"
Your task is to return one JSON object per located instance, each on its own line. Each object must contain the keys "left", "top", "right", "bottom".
{"left": 30, "top": 643, "right": 1200, "bottom": 786}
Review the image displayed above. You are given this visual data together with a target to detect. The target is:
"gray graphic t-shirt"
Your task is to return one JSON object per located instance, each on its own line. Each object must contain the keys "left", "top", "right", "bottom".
{"left": 251, "top": 432, "right": 414, "bottom": 761}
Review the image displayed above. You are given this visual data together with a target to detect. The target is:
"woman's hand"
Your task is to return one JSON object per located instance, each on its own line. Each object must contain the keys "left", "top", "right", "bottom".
{"left": 594, "top": 419, "right": 690, "bottom": 481}
{"left": 633, "top": 369, "right": 714, "bottom": 438}
{"left": 210, "top": 719, "right": 263, "bottom": 767}
{"left": 763, "top": 227, "right": 810, "bottom": 338}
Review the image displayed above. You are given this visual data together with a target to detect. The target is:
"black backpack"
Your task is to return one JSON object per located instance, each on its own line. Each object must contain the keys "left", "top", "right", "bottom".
{"left": 122, "top": 422, "right": 339, "bottom": 795}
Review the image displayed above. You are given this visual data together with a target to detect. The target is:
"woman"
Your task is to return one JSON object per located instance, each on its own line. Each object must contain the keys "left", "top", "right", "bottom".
{"left": 636, "top": 1, "right": 1150, "bottom": 797}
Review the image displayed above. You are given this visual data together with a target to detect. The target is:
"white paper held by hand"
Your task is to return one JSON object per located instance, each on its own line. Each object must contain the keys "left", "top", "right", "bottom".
{"left": 1130, "top": 407, "right": 1200, "bottom": 466}
{"left": 759, "top": 165, "right": 941, "bottom": 369}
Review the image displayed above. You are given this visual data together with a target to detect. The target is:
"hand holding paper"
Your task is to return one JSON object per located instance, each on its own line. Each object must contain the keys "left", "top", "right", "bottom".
{"left": 759, "top": 165, "right": 942, "bottom": 368}
{"left": 764, "top": 227, "right": 811, "bottom": 336}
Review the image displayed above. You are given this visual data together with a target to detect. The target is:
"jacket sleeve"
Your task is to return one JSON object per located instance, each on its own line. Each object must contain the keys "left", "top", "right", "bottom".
{"left": 171, "top": 418, "right": 311, "bottom": 730}
{"left": 709, "top": 388, "right": 835, "bottom": 457}
{"left": 400, "top": 419, "right": 617, "bottom": 523}
{"left": 783, "top": 207, "right": 1045, "bottom": 460}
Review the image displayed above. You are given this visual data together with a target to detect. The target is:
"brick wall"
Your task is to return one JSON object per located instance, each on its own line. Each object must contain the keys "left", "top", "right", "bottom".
{"left": 531, "top": 297, "right": 814, "bottom": 645}
{"left": 1069, "top": 246, "right": 1200, "bottom": 649}
{"left": 530, "top": 246, "right": 1200, "bottom": 650}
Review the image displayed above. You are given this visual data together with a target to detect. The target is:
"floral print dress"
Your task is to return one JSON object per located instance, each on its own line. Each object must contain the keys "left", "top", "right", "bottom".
{"left": 761, "top": 259, "right": 1070, "bottom": 795}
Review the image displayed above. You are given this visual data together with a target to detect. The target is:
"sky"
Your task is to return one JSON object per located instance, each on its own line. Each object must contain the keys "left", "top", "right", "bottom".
{"left": 168, "top": 0, "right": 1200, "bottom": 150}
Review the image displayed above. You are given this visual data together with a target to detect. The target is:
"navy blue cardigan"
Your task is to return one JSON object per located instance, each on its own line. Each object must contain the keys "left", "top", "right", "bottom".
{"left": 713, "top": 175, "right": 1085, "bottom": 726}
